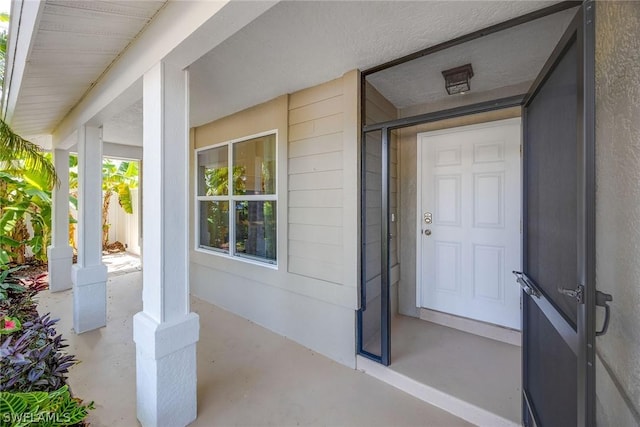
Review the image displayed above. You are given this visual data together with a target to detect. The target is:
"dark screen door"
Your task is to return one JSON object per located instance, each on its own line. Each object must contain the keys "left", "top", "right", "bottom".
{"left": 358, "top": 128, "right": 391, "bottom": 365}
{"left": 519, "top": 3, "right": 596, "bottom": 426}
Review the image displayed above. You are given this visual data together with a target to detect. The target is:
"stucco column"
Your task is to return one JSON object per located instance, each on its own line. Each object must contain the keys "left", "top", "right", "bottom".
{"left": 133, "top": 61, "right": 199, "bottom": 427}
{"left": 47, "top": 149, "right": 73, "bottom": 292}
{"left": 71, "top": 125, "right": 108, "bottom": 333}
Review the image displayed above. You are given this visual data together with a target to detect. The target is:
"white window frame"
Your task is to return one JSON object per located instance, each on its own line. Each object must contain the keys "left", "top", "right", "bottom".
{"left": 194, "top": 129, "right": 278, "bottom": 267}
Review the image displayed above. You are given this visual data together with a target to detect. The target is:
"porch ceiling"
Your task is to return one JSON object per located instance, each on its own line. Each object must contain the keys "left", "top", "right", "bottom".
{"left": 5, "top": 0, "right": 166, "bottom": 138}
{"left": 5, "top": 1, "right": 567, "bottom": 145}
{"left": 188, "top": 0, "right": 564, "bottom": 127}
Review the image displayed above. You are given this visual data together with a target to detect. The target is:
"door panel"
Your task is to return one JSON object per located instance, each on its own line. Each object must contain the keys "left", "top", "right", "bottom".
{"left": 521, "top": 4, "right": 596, "bottom": 425}
{"left": 419, "top": 119, "right": 522, "bottom": 330}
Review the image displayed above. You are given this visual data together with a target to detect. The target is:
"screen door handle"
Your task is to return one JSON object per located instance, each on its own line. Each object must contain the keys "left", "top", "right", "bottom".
{"left": 595, "top": 290, "right": 613, "bottom": 336}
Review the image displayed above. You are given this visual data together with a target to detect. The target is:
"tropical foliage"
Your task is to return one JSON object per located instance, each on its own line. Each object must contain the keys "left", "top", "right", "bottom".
{"left": 0, "top": 266, "right": 27, "bottom": 302}
{"left": 0, "top": 12, "right": 92, "bottom": 427}
{"left": 0, "top": 167, "right": 54, "bottom": 266}
{"left": 0, "top": 242, "right": 92, "bottom": 423}
{"left": 0, "top": 385, "right": 94, "bottom": 426}
{"left": 0, "top": 268, "right": 92, "bottom": 425}
{"left": 100, "top": 159, "right": 138, "bottom": 249}
{"left": 0, "top": 12, "right": 58, "bottom": 268}
{"left": 0, "top": 12, "right": 8, "bottom": 90}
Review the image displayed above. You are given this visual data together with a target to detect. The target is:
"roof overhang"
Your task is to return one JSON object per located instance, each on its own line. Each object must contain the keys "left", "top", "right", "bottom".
{"left": 2, "top": 0, "right": 278, "bottom": 149}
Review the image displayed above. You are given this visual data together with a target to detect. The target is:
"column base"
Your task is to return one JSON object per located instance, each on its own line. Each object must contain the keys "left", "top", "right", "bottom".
{"left": 133, "top": 312, "right": 200, "bottom": 427}
{"left": 47, "top": 246, "right": 73, "bottom": 292}
{"left": 71, "top": 264, "right": 108, "bottom": 333}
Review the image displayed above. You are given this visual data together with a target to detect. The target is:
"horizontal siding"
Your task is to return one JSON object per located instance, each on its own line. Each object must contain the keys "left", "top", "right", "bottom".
{"left": 289, "top": 207, "right": 342, "bottom": 227}
{"left": 363, "top": 82, "right": 399, "bottom": 279}
{"left": 289, "top": 255, "right": 343, "bottom": 284}
{"left": 289, "top": 189, "right": 343, "bottom": 208}
{"left": 289, "top": 224, "right": 343, "bottom": 246}
{"left": 289, "top": 95, "right": 343, "bottom": 125}
{"left": 289, "top": 77, "right": 342, "bottom": 110}
{"left": 289, "top": 133, "right": 342, "bottom": 158}
{"left": 289, "top": 240, "right": 343, "bottom": 265}
{"left": 289, "top": 151, "right": 342, "bottom": 174}
{"left": 365, "top": 101, "right": 395, "bottom": 127}
{"left": 365, "top": 81, "right": 397, "bottom": 121}
{"left": 288, "top": 170, "right": 344, "bottom": 191}
{"left": 289, "top": 113, "right": 343, "bottom": 142}
{"left": 288, "top": 78, "right": 346, "bottom": 284}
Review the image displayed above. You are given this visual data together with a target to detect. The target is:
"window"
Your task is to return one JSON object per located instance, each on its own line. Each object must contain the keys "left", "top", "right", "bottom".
{"left": 197, "top": 133, "right": 277, "bottom": 264}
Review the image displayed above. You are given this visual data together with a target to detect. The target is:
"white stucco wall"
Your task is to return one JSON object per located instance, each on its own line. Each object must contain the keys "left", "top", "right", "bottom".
{"left": 595, "top": 2, "right": 640, "bottom": 425}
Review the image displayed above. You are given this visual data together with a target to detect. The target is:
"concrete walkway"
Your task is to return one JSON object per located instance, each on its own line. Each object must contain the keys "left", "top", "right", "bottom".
{"left": 102, "top": 251, "right": 142, "bottom": 276}
{"left": 38, "top": 271, "right": 470, "bottom": 427}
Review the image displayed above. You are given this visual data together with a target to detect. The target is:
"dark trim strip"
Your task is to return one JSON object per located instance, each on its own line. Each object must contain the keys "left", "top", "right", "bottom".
{"left": 359, "top": 127, "right": 368, "bottom": 312}
{"left": 580, "top": 2, "right": 597, "bottom": 425}
{"left": 380, "top": 127, "right": 391, "bottom": 366}
{"left": 362, "top": 1, "right": 581, "bottom": 76}
{"left": 363, "top": 95, "right": 524, "bottom": 133}
{"left": 359, "top": 349, "right": 383, "bottom": 365}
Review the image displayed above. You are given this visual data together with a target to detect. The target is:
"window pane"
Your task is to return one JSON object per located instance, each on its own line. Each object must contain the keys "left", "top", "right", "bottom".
{"left": 199, "top": 201, "right": 229, "bottom": 252}
{"left": 235, "top": 201, "right": 277, "bottom": 262}
{"left": 198, "top": 146, "right": 229, "bottom": 196}
{"left": 233, "top": 134, "right": 276, "bottom": 195}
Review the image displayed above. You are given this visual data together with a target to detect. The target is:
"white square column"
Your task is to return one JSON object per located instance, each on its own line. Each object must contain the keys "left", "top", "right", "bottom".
{"left": 71, "top": 125, "right": 108, "bottom": 333}
{"left": 133, "top": 61, "right": 199, "bottom": 427}
{"left": 47, "top": 149, "right": 73, "bottom": 292}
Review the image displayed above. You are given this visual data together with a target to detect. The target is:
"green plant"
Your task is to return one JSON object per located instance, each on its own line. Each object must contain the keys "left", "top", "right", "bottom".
{"left": 0, "top": 385, "right": 94, "bottom": 426}
{"left": 0, "top": 170, "right": 52, "bottom": 264}
{"left": 0, "top": 122, "right": 57, "bottom": 191}
{"left": 0, "top": 266, "right": 27, "bottom": 302}
{"left": 0, "top": 267, "right": 37, "bottom": 322}
{"left": 100, "top": 159, "right": 138, "bottom": 249}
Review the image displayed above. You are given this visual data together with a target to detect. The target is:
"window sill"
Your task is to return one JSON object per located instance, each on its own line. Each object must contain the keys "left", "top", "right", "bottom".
{"left": 193, "top": 247, "right": 279, "bottom": 270}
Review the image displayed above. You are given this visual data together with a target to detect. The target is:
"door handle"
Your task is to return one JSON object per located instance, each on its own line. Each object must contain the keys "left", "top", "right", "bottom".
{"left": 557, "top": 286, "right": 613, "bottom": 336}
{"left": 596, "top": 290, "right": 613, "bottom": 336}
{"left": 423, "top": 229, "right": 432, "bottom": 236}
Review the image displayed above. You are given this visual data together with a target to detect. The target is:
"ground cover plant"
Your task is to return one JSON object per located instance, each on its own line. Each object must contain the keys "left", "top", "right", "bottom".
{"left": 0, "top": 270, "right": 93, "bottom": 426}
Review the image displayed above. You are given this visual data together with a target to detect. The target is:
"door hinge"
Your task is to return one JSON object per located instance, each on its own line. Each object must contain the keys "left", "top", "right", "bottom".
{"left": 558, "top": 284, "right": 584, "bottom": 304}
{"left": 520, "top": 144, "right": 523, "bottom": 157}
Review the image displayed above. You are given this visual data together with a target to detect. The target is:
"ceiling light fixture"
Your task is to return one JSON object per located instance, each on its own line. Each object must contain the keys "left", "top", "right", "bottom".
{"left": 442, "top": 64, "right": 474, "bottom": 95}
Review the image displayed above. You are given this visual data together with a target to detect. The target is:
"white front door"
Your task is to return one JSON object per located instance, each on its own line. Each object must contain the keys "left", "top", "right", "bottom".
{"left": 418, "top": 118, "right": 522, "bottom": 330}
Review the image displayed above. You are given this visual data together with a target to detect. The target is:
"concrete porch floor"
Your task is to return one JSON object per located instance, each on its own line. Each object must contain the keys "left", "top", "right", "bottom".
{"left": 37, "top": 271, "right": 471, "bottom": 427}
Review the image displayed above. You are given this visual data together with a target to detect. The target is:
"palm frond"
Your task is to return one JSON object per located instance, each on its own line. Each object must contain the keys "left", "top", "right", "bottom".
{"left": 0, "top": 119, "right": 57, "bottom": 188}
